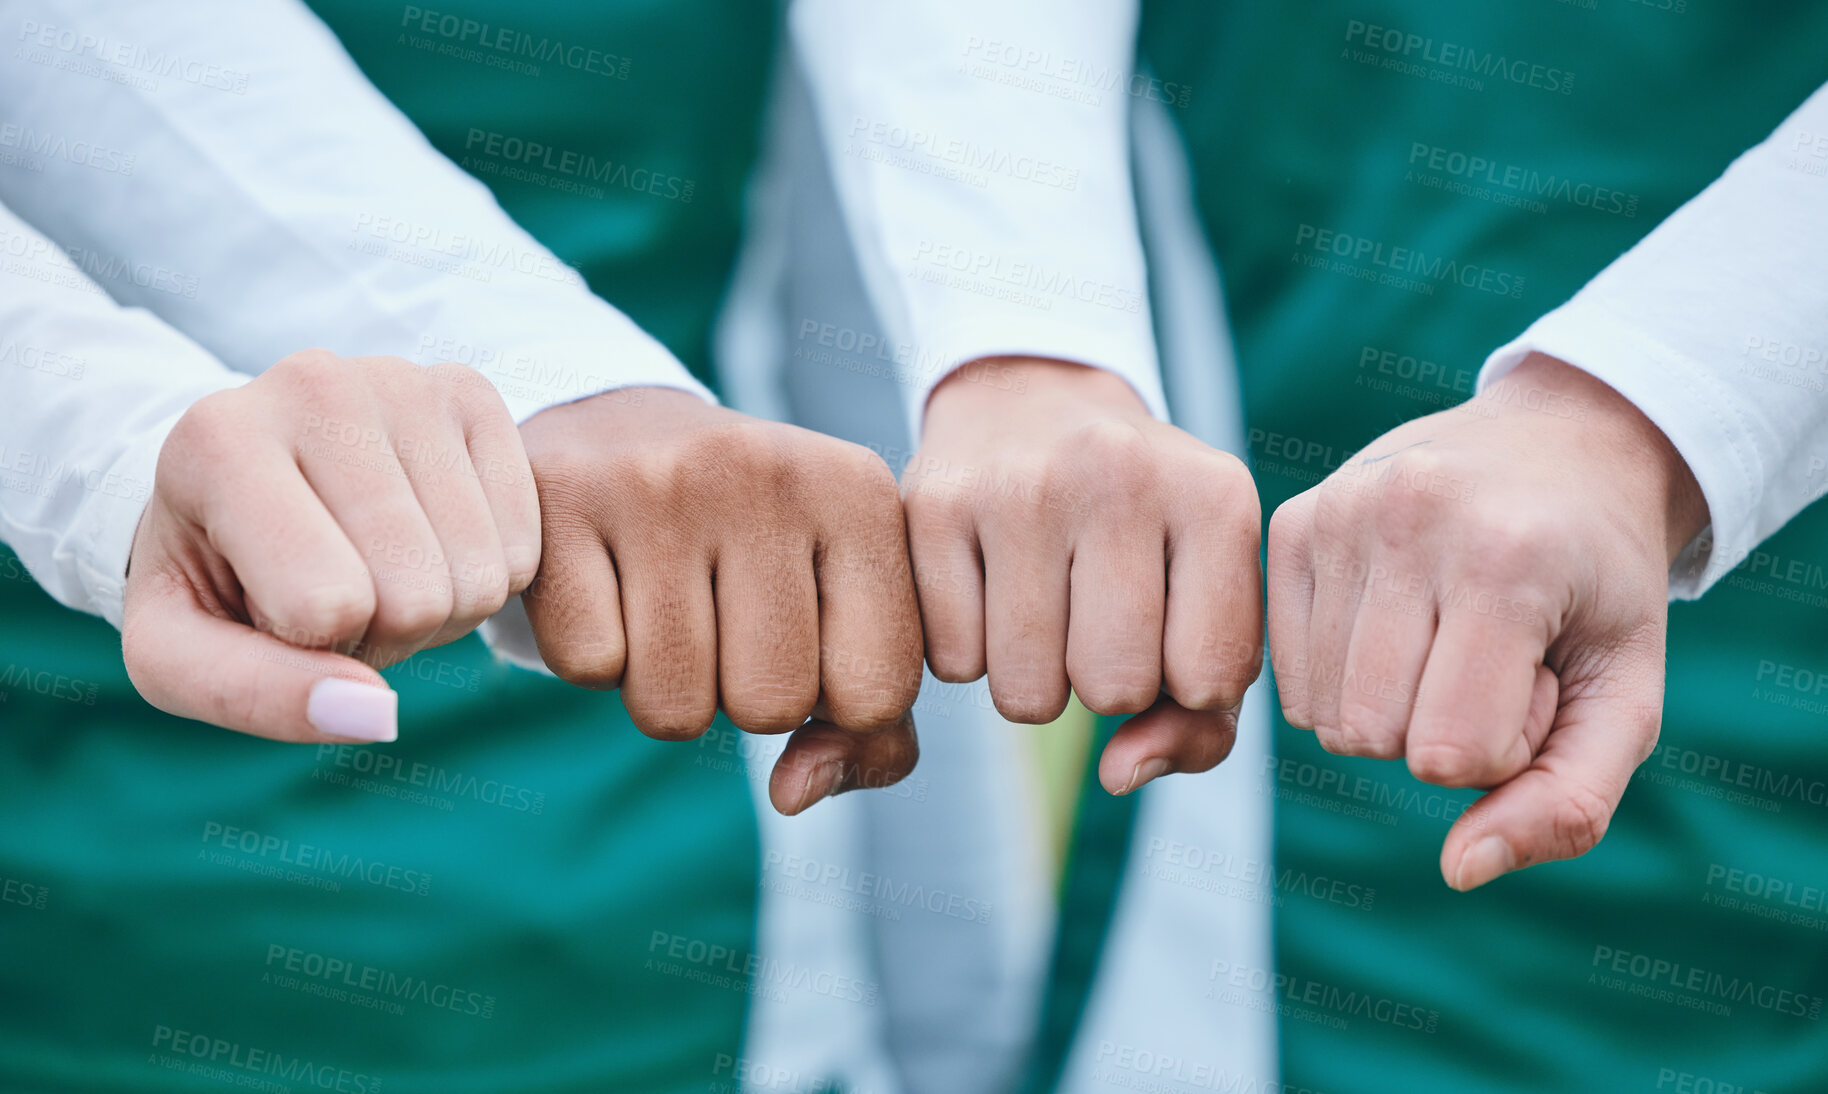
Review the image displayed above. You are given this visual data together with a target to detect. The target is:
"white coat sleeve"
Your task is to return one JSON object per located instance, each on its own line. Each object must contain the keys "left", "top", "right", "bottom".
{"left": 0, "top": 201, "right": 245, "bottom": 627}
{"left": 0, "top": 0, "right": 712, "bottom": 426}
{"left": 789, "top": 0, "right": 1169, "bottom": 441}
{"left": 1481, "top": 83, "right": 1828, "bottom": 599}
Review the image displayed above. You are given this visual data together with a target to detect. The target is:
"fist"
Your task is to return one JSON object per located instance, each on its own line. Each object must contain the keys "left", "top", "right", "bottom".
{"left": 518, "top": 388, "right": 924, "bottom": 815}
{"left": 1267, "top": 354, "right": 1708, "bottom": 889}
{"left": 906, "top": 357, "right": 1262, "bottom": 796}
{"left": 123, "top": 350, "right": 541, "bottom": 743}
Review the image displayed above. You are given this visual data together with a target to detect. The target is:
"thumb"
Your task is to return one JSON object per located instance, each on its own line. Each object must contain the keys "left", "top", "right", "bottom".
{"left": 1439, "top": 621, "right": 1665, "bottom": 891}
{"left": 123, "top": 574, "right": 397, "bottom": 744}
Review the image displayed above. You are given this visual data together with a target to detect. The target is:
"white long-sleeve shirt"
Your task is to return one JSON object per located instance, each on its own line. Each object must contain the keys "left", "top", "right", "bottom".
{"left": 0, "top": 202, "right": 244, "bottom": 628}
{"left": 789, "top": 0, "right": 1168, "bottom": 441}
{"left": 0, "top": 0, "right": 1173, "bottom": 638}
{"left": 1481, "top": 83, "right": 1828, "bottom": 598}
{"left": 0, "top": 0, "right": 713, "bottom": 625}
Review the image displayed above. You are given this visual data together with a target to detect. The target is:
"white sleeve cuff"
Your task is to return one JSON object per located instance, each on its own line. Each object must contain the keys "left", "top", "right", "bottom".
{"left": 903, "top": 316, "right": 1170, "bottom": 443}
{"left": 411, "top": 333, "right": 716, "bottom": 426}
{"left": 64, "top": 412, "right": 186, "bottom": 629}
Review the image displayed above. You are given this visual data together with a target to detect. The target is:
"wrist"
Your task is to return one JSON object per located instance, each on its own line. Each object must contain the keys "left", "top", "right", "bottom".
{"left": 1496, "top": 353, "right": 1708, "bottom": 565}
{"left": 924, "top": 357, "right": 1150, "bottom": 436}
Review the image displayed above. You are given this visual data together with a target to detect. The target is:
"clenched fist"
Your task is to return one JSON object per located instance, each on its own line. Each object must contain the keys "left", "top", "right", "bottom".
{"left": 518, "top": 388, "right": 924, "bottom": 815}
{"left": 123, "top": 350, "right": 541, "bottom": 743}
{"left": 1267, "top": 353, "right": 1708, "bottom": 890}
{"left": 905, "top": 357, "right": 1263, "bottom": 796}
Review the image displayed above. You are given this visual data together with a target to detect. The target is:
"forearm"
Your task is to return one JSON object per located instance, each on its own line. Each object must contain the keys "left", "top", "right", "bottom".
{"left": 0, "top": 0, "right": 710, "bottom": 424}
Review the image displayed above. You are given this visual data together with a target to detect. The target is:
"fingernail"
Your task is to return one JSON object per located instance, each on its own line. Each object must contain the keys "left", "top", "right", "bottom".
{"left": 1121, "top": 757, "right": 1173, "bottom": 796}
{"left": 793, "top": 761, "right": 846, "bottom": 814}
{"left": 307, "top": 678, "right": 398, "bottom": 743}
{"left": 1454, "top": 836, "right": 1516, "bottom": 891}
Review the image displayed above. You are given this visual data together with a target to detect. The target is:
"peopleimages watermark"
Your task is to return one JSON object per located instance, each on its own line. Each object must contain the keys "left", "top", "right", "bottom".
{"left": 1343, "top": 20, "right": 1574, "bottom": 95}
{"left": 848, "top": 116, "right": 1081, "bottom": 192}
{"left": 761, "top": 850, "right": 991, "bottom": 925}
{"left": 646, "top": 930, "right": 879, "bottom": 1007}
{"left": 147, "top": 1025, "right": 379, "bottom": 1093}
{"left": 0, "top": 122, "right": 135, "bottom": 176}
{"left": 461, "top": 128, "right": 693, "bottom": 203}
{"left": 16, "top": 19, "right": 250, "bottom": 94}
{"left": 1405, "top": 142, "right": 1638, "bottom": 217}
{"left": 263, "top": 942, "right": 495, "bottom": 1019}
{"left": 710, "top": 1053, "right": 885, "bottom": 1094}
{"left": 199, "top": 822, "right": 432, "bottom": 897}
{"left": 1293, "top": 224, "right": 1526, "bottom": 299}
{"left": 1142, "top": 836, "right": 1376, "bottom": 912}
{"left": 957, "top": 35, "right": 1191, "bottom": 109}
{"left": 315, "top": 745, "right": 545, "bottom": 814}
{"left": 1092, "top": 1040, "right": 1328, "bottom": 1094}
{"left": 1207, "top": 960, "right": 1440, "bottom": 1035}
{"left": 398, "top": 6, "right": 629, "bottom": 79}
{"left": 1589, "top": 944, "right": 1822, "bottom": 1020}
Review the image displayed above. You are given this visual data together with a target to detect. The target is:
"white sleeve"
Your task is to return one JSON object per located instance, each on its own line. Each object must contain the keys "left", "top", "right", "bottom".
{"left": 1480, "top": 83, "right": 1828, "bottom": 599}
{"left": 789, "top": 0, "right": 1167, "bottom": 441}
{"left": 0, "top": 0, "right": 712, "bottom": 425}
{"left": 0, "top": 202, "right": 245, "bottom": 627}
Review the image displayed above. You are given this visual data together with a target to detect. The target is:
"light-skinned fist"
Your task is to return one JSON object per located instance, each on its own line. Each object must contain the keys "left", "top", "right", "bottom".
{"left": 1267, "top": 353, "right": 1708, "bottom": 890}
{"left": 123, "top": 350, "right": 541, "bottom": 744}
{"left": 904, "top": 357, "right": 1263, "bottom": 796}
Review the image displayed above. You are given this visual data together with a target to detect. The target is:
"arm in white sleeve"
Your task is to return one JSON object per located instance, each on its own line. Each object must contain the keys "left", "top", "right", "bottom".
{"left": 790, "top": 0, "right": 1167, "bottom": 440}
{"left": 0, "top": 0, "right": 710, "bottom": 424}
{"left": 0, "top": 202, "right": 245, "bottom": 627}
{"left": 1480, "top": 82, "right": 1828, "bottom": 599}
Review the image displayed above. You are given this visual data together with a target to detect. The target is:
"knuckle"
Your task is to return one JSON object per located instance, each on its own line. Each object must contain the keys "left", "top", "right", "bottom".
{"left": 903, "top": 485, "right": 975, "bottom": 539}
{"left": 1266, "top": 494, "right": 1316, "bottom": 566}
{"left": 543, "top": 639, "right": 626, "bottom": 691}
{"left": 1183, "top": 448, "right": 1259, "bottom": 513}
{"left": 694, "top": 420, "right": 790, "bottom": 484}
{"left": 627, "top": 700, "right": 716, "bottom": 742}
{"left": 268, "top": 348, "right": 350, "bottom": 396}
{"left": 165, "top": 390, "right": 247, "bottom": 464}
{"left": 850, "top": 730, "right": 920, "bottom": 791}
{"left": 1065, "top": 421, "right": 1158, "bottom": 501}
{"left": 1406, "top": 738, "right": 1500, "bottom": 787}
{"left": 722, "top": 675, "right": 818, "bottom": 734}
{"left": 451, "top": 553, "right": 512, "bottom": 621}
{"left": 1073, "top": 670, "right": 1159, "bottom": 717}
{"left": 502, "top": 542, "right": 542, "bottom": 594}
{"left": 1368, "top": 477, "right": 1443, "bottom": 548}
{"left": 825, "top": 678, "right": 918, "bottom": 732}
{"left": 1168, "top": 636, "right": 1261, "bottom": 712}
{"left": 273, "top": 583, "right": 375, "bottom": 646}
{"left": 990, "top": 684, "right": 1068, "bottom": 725}
{"left": 1334, "top": 706, "right": 1405, "bottom": 760}
{"left": 923, "top": 636, "right": 985, "bottom": 685}
{"left": 370, "top": 584, "right": 452, "bottom": 640}
{"left": 1550, "top": 781, "right": 1614, "bottom": 860}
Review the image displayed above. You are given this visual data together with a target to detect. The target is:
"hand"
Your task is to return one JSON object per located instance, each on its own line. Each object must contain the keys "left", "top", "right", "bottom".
{"left": 518, "top": 388, "right": 923, "bottom": 816}
{"left": 1267, "top": 353, "right": 1708, "bottom": 890}
{"left": 905, "top": 357, "right": 1262, "bottom": 795}
{"left": 122, "top": 350, "right": 541, "bottom": 743}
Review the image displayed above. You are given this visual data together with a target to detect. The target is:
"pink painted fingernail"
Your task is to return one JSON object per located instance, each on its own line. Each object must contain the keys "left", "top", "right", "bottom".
{"left": 307, "top": 678, "right": 398, "bottom": 743}
{"left": 1453, "top": 836, "right": 1516, "bottom": 891}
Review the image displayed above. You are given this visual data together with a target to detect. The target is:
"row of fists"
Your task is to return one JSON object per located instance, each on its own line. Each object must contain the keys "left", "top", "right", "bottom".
{"left": 121, "top": 351, "right": 1703, "bottom": 888}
